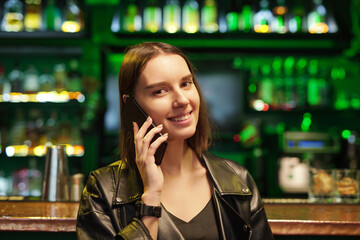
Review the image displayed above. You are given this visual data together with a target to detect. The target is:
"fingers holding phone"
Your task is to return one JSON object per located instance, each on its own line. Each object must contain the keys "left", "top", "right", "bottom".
{"left": 133, "top": 118, "right": 168, "bottom": 194}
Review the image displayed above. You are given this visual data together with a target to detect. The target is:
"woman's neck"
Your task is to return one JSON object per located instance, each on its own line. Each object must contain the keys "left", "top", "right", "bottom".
{"left": 161, "top": 140, "right": 201, "bottom": 175}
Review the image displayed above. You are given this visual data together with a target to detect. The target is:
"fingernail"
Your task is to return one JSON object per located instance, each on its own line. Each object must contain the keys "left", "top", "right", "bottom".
{"left": 147, "top": 116, "right": 151, "bottom": 122}
{"left": 158, "top": 124, "right": 163, "bottom": 128}
{"left": 163, "top": 133, "right": 168, "bottom": 137}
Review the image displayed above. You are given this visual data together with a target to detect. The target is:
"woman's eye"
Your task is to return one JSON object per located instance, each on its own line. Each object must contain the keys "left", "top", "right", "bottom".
{"left": 182, "top": 81, "right": 193, "bottom": 88}
{"left": 153, "top": 89, "right": 165, "bottom": 95}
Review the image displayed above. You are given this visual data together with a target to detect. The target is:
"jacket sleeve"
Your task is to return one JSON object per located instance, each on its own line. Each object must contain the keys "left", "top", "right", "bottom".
{"left": 76, "top": 170, "right": 152, "bottom": 240}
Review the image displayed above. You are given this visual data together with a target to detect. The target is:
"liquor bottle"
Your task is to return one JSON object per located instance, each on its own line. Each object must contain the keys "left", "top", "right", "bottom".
{"left": 253, "top": 0, "right": 273, "bottom": 33}
{"left": 67, "top": 59, "right": 82, "bottom": 92}
{"left": 259, "top": 64, "right": 273, "bottom": 105}
{"left": 143, "top": 0, "right": 162, "bottom": 33}
{"left": 43, "top": 0, "right": 62, "bottom": 31}
{"left": 61, "top": 0, "right": 82, "bottom": 33}
{"left": 53, "top": 63, "right": 67, "bottom": 92}
{"left": 0, "top": 65, "right": 5, "bottom": 96}
{"left": 272, "top": 0, "right": 288, "bottom": 33}
{"left": 8, "top": 63, "right": 24, "bottom": 93}
{"left": 23, "top": 64, "right": 40, "bottom": 94}
{"left": 272, "top": 57, "right": 284, "bottom": 110}
{"left": 24, "top": 0, "right": 42, "bottom": 31}
{"left": 201, "top": 0, "right": 218, "bottom": 33}
{"left": 288, "top": 0, "right": 306, "bottom": 33}
{"left": 1, "top": 0, "right": 24, "bottom": 32}
{"left": 39, "top": 66, "right": 55, "bottom": 92}
{"left": 182, "top": 0, "right": 199, "bottom": 33}
{"left": 307, "top": 0, "right": 329, "bottom": 34}
{"left": 123, "top": 0, "right": 142, "bottom": 32}
{"left": 307, "top": 59, "right": 321, "bottom": 106}
{"left": 226, "top": 0, "right": 239, "bottom": 32}
{"left": 28, "top": 158, "right": 42, "bottom": 197}
{"left": 295, "top": 58, "right": 308, "bottom": 108}
{"left": 283, "top": 57, "right": 296, "bottom": 109}
{"left": 163, "top": 0, "right": 181, "bottom": 33}
{"left": 238, "top": 0, "right": 253, "bottom": 33}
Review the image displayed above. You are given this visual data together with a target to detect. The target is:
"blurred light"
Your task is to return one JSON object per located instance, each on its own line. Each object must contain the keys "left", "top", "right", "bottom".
{"left": 254, "top": 24, "right": 270, "bottom": 33}
{"left": 248, "top": 83, "right": 257, "bottom": 93}
{"left": 309, "top": 22, "right": 329, "bottom": 34}
{"left": 262, "top": 103, "right": 270, "bottom": 111}
{"left": 5, "top": 145, "right": 28, "bottom": 157}
{"left": 33, "top": 145, "right": 46, "bottom": 156}
{"left": 233, "top": 134, "right": 241, "bottom": 142}
{"left": 253, "top": 99, "right": 265, "bottom": 111}
{"left": 61, "top": 21, "right": 81, "bottom": 33}
{"left": 274, "top": 6, "right": 287, "bottom": 15}
{"left": 342, "top": 130, "right": 351, "bottom": 139}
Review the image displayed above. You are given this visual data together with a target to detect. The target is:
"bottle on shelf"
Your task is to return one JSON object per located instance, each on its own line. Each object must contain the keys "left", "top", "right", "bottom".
{"left": 201, "top": 0, "right": 218, "bottom": 33}
{"left": 295, "top": 57, "right": 308, "bottom": 108}
{"left": 307, "top": 0, "right": 329, "bottom": 34}
{"left": 8, "top": 62, "right": 24, "bottom": 94}
{"left": 253, "top": 0, "right": 273, "bottom": 33}
{"left": 143, "top": 0, "right": 162, "bottom": 33}
{"left": 28, "top": 158, "right": 42, "bottom": 197}
{"left": 272, "top": 0, "right": 288, "bottom": 34}
{"left": 163, "top": 0, "right": 181, "bottom": 33}
{"left": 1, "top": 0, "right": 24, "bottom": 32}
{"left": 307, "top": 59, "right": 322, "bottom": 106}
{"left": 43, "top": 0, "right": 62, "bottom": 31}
{"left": 0, "top": 65, "right": 5, "bottom": 96}
{"left": 182, "top": 0, "right": 200, "bottom": 33}
{"left": 24, "top": 0, "right": 42, "bottom": 32}
{"left": 39, "top": 66, "right": 56, "bottom": 92}
{"left": 67, "top": 59, "right": 82, "bottom": 93}
{"left": 288, "top": 0, "right": 306, "bottom": 33}
{"left": 283, "top": 56, "right": 296, "bottom": 110}
{"left": 123, "top": 0, "right": 142, "bottom": 32}
{"left": 225, "top": 0, "right": 239, "bottom": 32}
{"left": 272, "top": 57, "right": 285, "bottom": 110}
{"left": 61, "top": 0, "right": 83, "bottom": 33}
{"left": 53, "top": 63, "right": 67, "bottom": 92}
{"left": 23, "top": 64, "right": 40, "bottom": 94}
{"left": 238, "top": 0, "right": 254, "bottom": 33}
{"left": 259, "top": 64, "right": 273, "bottom": 107}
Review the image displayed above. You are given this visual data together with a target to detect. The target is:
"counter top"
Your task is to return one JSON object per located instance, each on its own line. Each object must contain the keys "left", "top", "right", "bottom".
{"left": 0, "top": 200, "right": 360, "bottom": 235}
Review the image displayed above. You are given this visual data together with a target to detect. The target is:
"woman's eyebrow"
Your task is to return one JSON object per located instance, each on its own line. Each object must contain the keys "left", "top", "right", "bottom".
{"left": 144, "top": 74, "right": 193, "bottom": 90}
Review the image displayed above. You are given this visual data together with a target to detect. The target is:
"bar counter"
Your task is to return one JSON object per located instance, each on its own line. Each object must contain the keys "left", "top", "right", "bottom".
{"left": 0, "top": 200, "right": 360, "bottom": 237}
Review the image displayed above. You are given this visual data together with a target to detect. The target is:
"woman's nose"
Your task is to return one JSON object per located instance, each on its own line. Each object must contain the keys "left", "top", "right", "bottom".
{"left": 172, "top": 90, "right": 190, "bottom": 107}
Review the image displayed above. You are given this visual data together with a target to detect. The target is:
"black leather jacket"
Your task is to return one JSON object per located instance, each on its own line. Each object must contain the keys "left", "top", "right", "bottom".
{"left": 76, "top": 152, "right": 273, "bottom": 240}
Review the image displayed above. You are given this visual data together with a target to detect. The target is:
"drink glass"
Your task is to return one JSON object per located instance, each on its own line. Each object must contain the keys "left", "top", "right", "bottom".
{"left": 334, "top": 169, "right": 359, "bottom": 203}
{"left": 309, "top": 168, "right": 335, "bottom": 203}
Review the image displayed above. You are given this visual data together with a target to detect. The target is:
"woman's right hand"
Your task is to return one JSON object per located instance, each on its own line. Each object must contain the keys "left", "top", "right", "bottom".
{"left": 133, "top": 116, "right": 168, "bottom": 205}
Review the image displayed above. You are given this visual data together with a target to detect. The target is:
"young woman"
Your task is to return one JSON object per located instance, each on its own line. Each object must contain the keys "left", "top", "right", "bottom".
{"left": 76, "top": 42, "right": 273, "bottom": 240}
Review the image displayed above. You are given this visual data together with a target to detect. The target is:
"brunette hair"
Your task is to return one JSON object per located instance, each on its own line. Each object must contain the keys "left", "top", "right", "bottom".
{"left": 119, "top": 42, "right": 212, "bottom": 166}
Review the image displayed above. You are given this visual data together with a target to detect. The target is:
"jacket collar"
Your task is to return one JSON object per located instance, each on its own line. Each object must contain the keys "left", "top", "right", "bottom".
{"left": 113, "top": 152, "right": 251, "bottom": 206}
{"left": 202, "top": 151, "right": 252, "bottom": 196}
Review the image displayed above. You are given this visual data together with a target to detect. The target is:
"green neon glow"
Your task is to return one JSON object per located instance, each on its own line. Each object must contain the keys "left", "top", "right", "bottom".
{"left": 342, "top": 130, "right": 351, "bottom": 139}
{"left": 248, "top": 83, "right": 257, "bottom": 93}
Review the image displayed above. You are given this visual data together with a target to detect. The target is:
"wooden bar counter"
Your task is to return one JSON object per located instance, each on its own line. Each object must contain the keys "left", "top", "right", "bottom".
{"left": 0, "top": 199, "right": 360, "bottom": 236}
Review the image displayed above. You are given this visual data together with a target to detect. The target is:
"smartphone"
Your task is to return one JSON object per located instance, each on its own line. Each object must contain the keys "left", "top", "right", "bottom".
{"left": 123, "top": 95, "right": 167, "bottom": 165}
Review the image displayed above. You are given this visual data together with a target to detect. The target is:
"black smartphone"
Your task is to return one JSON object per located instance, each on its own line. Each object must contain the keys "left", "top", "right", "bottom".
{"left": 123, "top": 95, "right": 167, "bottom": 165}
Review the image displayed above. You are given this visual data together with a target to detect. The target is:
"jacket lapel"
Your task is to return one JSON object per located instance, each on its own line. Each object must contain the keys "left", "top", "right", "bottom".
{"left": 203, "top": 152, "right": 253, "bottom": 240}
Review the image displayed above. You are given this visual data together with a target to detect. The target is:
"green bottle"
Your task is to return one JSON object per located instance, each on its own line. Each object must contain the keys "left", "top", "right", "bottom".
{"left": 43, "top": 0, "right": 61, "bottom": 31}
{"left": 182, "top": 0, "right": 199, "bottom": 33}
{"left": 201, "top": 0, "right": 218, "bottom": 33}
{"left": 164, "top": 0, "right": 181, "bottom": 33}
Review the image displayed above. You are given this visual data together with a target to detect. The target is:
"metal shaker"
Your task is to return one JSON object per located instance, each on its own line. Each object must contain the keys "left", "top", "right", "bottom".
{"left": 41, "top": 145, "right": 70, "bottom": 201}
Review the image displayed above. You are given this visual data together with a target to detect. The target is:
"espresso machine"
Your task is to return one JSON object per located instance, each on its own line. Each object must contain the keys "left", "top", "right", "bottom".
{"left": 278, "top": 131, "right": 340, "bottom": 194}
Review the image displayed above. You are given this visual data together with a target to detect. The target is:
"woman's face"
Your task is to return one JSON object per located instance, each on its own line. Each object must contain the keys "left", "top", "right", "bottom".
{"left": 134, "top": 54, "right": 200, "bottom": 141}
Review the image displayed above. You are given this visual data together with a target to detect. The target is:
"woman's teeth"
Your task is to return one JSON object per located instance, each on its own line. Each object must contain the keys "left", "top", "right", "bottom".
{"left": 171, "top": 113, "right": 190, "bottom": 122}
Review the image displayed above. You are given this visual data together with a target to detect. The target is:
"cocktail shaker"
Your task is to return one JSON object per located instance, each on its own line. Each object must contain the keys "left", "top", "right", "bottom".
{"left": 41, "top": 145, "right": 70, "bottom": 201}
